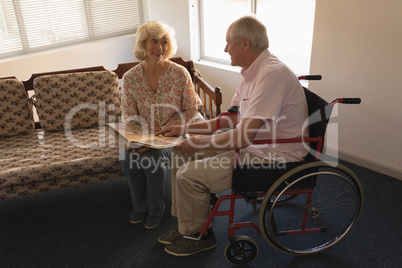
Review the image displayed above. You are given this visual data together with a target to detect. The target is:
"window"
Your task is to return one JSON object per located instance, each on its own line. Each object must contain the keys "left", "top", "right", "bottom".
{"left": 200, "top": 0, "right": 316, "bottom": 75}
{"left": 0, "top": 0, "right": 150, "bottom": 59}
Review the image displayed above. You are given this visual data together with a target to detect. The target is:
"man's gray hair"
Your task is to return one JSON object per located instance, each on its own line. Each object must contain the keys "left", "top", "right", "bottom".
{"left": 230, "top": 15, "right": 269, "bottom": 51}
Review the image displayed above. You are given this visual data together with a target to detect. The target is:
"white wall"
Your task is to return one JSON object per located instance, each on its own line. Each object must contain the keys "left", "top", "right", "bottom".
{"left": 0, "top": 35, "right": 137, "bottom": 81}
{"left": 149, "top": 0, "right": 192, "bottom": 60}
{"left": 309, "top": 0, "right": 402, "bottom": 178}
{"left": 193, "top": 62, "right": 240, "bottom": 110}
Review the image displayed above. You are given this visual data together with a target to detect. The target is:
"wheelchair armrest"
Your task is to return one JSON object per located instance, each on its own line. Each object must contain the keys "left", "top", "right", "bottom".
{"left": 252, "top": 137, "right": 322, "bottom": 145}
{"left": 227, "top": 105, "right": 239, "bottom": 113}
{"left": 233, "top": 136, "right": 324, "bottom": 164}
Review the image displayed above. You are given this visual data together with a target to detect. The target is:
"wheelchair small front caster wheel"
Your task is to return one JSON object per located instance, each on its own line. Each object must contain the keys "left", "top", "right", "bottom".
{"left": 224, "top": 236, "right": 258, "bottom": 265}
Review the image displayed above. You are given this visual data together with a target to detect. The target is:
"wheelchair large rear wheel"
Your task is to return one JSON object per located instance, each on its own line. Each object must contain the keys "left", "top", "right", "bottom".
{"left": 259, "top": 161, "right": 363, "bottom": 255}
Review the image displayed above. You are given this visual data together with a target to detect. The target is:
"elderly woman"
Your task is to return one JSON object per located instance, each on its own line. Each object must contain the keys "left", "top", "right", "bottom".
{"left": 120, "top": 20, "right": 201, "bottom": 229}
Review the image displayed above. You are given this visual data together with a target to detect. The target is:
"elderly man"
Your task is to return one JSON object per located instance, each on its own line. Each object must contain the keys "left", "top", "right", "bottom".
{"left": 156, "top": 15, "right": 309, "bottom": 256}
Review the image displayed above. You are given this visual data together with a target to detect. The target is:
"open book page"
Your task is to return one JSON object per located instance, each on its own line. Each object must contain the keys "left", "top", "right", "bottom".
{"left": 107, "top": 122, "right": 184, "bottom": 150}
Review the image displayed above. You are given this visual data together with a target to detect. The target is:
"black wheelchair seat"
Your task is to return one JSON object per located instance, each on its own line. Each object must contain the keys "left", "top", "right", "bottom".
{"left": 232, "top": 161, "right": 307, "bottom": 193}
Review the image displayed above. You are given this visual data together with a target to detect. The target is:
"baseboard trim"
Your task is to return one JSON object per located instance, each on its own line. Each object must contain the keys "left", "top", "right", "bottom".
{"left": 324, "top": 147, "right": 401, "bottom": 180}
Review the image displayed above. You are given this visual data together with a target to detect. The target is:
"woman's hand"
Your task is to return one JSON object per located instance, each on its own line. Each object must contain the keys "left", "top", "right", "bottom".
{"left": 149, "top": 124, "right": 161, "bottom": 133}
{"left": 156, "top": 125, "right": 185, "bottom": 137}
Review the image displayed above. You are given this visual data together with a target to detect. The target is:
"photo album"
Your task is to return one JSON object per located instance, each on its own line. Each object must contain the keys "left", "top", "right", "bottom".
{"left": 107, "top": 122, "right": 184, "bottom": 150}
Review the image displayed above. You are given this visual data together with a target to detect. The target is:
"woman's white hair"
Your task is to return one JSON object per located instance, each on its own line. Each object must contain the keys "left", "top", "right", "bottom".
{"left": 134, "top": 20, "right": 178, "bottom": 60}
{"left": 230, "top": 15, "right": 269, "bottom": 51}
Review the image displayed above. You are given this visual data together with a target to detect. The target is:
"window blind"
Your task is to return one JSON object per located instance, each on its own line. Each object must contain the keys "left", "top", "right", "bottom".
{"left": 0, "top": 0, "right": 150, "bottom": 58}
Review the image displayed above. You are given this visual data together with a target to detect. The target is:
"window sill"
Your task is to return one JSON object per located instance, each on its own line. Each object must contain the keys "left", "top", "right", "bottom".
{"left": 192, "top": 58, "right": 241, "bottom": 74}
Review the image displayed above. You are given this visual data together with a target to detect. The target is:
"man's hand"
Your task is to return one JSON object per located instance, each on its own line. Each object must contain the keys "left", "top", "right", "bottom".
{"left": 175, "top": 136, "right": 199, "bottom": 154}
{"left": 156, "top": 125, "right": 185, "bottom": 137}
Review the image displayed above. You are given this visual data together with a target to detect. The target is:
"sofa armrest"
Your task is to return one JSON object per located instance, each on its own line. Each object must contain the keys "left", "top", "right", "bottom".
{"left": 0, "top": 78, "right": 34, "bottom": 137}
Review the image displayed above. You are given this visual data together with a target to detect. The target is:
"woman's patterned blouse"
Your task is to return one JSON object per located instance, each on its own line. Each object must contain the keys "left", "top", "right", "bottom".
{"left": 121, "top": 61, "right": 202, "bottom": 128}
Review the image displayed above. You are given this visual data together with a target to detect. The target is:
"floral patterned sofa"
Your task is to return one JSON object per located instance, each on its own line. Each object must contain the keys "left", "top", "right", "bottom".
{"left": 0, "top": 72, "right": 123, "bottom": 199}
{"left": 0, "top": 57, "right": 222, "bottom": 200}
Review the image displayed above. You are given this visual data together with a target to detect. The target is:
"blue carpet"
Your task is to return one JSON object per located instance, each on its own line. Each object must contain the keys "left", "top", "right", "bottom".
{"left": 0, "top": 160, "right": 401, "bottom": 267}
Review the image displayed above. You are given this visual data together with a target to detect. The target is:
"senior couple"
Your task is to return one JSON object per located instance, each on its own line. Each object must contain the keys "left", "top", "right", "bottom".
{"left": 119, "top": 15, "right": 308, "bottom": 256}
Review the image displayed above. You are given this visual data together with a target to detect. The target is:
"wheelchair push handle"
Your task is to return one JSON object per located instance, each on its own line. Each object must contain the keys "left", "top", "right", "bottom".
{"left": 331, "top": 98, "right": 361, "bottom": 105}
{"left": 298, "top": 75, "right": 322, "bottom": 80}
{"left": 341, "top": 98, "right": 361, "bottom": 104}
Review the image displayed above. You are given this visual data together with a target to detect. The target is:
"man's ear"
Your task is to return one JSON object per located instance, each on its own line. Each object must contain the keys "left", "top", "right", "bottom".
{"left": 243, "top": 38, "right": 251, "bottom": 49}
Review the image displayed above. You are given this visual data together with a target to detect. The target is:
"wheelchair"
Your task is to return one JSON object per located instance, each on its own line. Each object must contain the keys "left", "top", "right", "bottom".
{"left": 202, "top": 75, "right": 363, "bottom": 265}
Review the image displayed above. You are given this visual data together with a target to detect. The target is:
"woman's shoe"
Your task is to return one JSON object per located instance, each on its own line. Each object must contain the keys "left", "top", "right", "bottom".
{"left": 145, "top": 205, "right": 165, "bottom": 229}
{"left": 130, "top": 210, "right": 147, "bottom": 224}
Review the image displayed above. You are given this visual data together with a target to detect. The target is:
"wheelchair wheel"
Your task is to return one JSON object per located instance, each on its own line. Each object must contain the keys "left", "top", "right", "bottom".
{"left": 270, "top": 193, "right": 299, "bottom": 203}
{"left": 259, "top": 161, "right": 363, "bottom": 255}
{"left": 224, "top": 236, "right": 258, "bottom": 265}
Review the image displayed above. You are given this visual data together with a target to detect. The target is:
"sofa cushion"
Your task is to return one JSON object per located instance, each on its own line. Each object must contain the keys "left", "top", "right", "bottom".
{"left": 0, "top": 127, "right": 123, "bottom": 199}
{"left": 33, "top": 71, "right": 120, "bottom": 131}
{"left": 0, "top": 79, "right": 34, "bottom": 137}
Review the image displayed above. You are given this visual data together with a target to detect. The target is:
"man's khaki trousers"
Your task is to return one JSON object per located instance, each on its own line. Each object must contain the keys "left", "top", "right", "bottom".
{"left": 170, "top": 148, "right": 271, "bottom": 236}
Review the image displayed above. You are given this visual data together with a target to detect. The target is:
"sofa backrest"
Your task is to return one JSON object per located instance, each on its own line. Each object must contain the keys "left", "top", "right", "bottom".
{"left": 2, "top": 57, "right": 222, "bottom": 130}
{"left": 0, "top": 79, "right": 34, "bottom": 137}
{"left": 33, "top": 71, "right": 120, "bottom": 131}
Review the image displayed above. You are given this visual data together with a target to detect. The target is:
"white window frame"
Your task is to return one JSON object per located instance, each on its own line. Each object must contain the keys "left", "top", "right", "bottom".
{"left": 0, "top": 0, "right": 150, "bottom": 59}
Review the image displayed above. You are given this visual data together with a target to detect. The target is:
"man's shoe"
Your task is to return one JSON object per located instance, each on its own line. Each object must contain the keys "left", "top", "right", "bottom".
{"left": 130, "top": 210, "right": 147, "bottom": 224}
{"left": 158, "top": 230, "right": 183, "bottom": 245}
{"left": 145, "top": 205, "right": 165, "bottom": 229}
{"left": 164, "top": 232, "right": 217, "bottom": 256}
